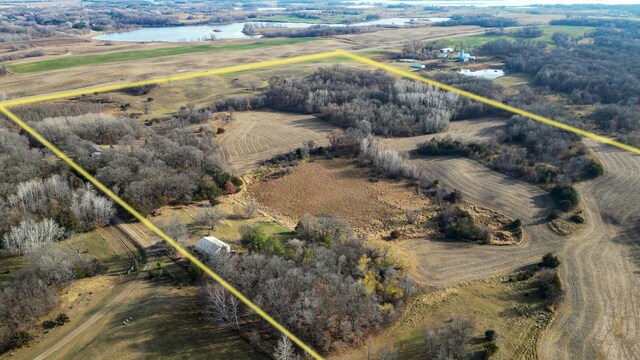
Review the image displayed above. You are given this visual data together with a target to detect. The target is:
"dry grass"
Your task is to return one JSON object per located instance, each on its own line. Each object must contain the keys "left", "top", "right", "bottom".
{"left": 250, "top": 158, "right": 437, "bottom": 238}
{"left": 332, "top": 271, "right": 552, "bottom": 360}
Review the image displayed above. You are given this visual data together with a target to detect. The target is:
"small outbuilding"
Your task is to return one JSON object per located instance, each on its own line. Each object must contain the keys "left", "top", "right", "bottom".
{"left": 440, "top": 47, "right": 454, "bottom": 53}
{"left": 195, "top": 236, "right": 230, "bottom": 257}
{"left": 456, "top": 49, "right": 476, "bottom": 62}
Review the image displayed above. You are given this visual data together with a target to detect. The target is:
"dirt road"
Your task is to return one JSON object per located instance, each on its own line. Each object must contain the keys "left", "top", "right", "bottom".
{"left": 32, "top": 220, "right": 157, "bottom": 360}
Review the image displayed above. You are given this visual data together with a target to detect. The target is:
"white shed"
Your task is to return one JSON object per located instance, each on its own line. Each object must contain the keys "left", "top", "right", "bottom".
{"left": 195, "top": 236, "right": 230, "bottom": 257}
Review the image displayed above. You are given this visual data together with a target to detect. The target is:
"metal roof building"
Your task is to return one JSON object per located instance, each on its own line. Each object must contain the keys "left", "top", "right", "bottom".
{"left": 195, "top": 236, "right": 231, "bottom": 257}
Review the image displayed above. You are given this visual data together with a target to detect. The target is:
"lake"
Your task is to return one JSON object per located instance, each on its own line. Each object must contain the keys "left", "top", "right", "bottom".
{"left": 458, "top": 68, "right": 505, "bottom": 79}
{"left": 93, "top": 17, "right": 450, "bottom": 43}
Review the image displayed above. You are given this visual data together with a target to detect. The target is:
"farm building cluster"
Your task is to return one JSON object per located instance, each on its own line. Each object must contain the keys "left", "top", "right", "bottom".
{"left": 400, "top": 47, "right": 477, "bottom": 69}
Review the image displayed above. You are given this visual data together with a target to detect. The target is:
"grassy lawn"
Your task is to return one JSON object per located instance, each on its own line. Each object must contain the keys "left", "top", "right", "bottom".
{"left": 8, "top": 38, "right": 325, "bottom": 74}
{"left": 64, "top": 230, "right": 118, "bottom": 262}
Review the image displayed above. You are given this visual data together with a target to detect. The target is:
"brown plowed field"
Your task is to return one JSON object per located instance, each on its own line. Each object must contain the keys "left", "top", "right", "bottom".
{"left": 250, "top": 158, "right": 437, "bottom": 236}
{"left": 218, "top": 111, "right": 337, "bottom": 173}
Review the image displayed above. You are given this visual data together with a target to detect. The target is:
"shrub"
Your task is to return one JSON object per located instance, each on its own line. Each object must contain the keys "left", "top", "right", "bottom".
{"left": 485, "top": 329, "right": 498, "bottom": 342}
{"left": 541, "top": 253, "right": 561, "bottom": 268}
{"left": 42, "top": 320, "right": 57, "bottom": 329}
{"left": 538, "top": 269, "right": 563, "bottom": 303}
{"left": 6, "top": 331, "right": 32, "bottom": 350}
{"left": 55, "top": 313, "right": 70, "bottom": 326}
{"left": 483, "top": 341, "right": 499, "bottom": 357}
{"left": 443, "top": 189, "right": 462, "bottom": 203}
{"left": 569, "top": 213, "right": 585, "bottom": 224}
{"left": 551, "top": 185, "right": 580, "bottom": 211}
{"left": 390, "top": 229, "right": 401, "bottom": 240}
{"left": 439, "top": 206, "right": 489, "bottom": 242}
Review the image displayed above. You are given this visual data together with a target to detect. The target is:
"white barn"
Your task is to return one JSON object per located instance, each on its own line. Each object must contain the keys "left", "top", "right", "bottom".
{"left": 195, "top": 236, "right": 230, "bottom": 257}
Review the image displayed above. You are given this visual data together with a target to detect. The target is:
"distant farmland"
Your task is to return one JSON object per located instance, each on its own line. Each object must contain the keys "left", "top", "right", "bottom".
{"left": 8, "top": 38, "right": 324, "bottom": 74}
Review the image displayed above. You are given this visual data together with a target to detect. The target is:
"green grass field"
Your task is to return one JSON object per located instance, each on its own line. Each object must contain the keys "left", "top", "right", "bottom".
{"left": 442, "top": 25, "right": 595, "bottom": 50}
{"left": 9, "top": 38, "right": 325, "bottom": 74}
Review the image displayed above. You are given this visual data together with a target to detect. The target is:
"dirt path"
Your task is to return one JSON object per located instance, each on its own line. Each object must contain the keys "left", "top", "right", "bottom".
{"left": 32, "top": 220, "right": 157, "bottom": 360}
{"left": 33, "top": 279, "right": 140, "bottom": 360}
{"left": 539, "top": 142, "right": 640, "bottom": 360}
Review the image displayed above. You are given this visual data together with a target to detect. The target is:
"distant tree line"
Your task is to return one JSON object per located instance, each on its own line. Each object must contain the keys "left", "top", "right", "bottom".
{"left": 550, "top": 17, "right": 640, "bottom": 30}
{"left": 435, "top": 14, "right": 518, "bottom": 28}
{"left": 478, "top": 28, "right": 640, "bottom": 145}
{"left": 246, "top": 24, "right": 374, "bottom": 38}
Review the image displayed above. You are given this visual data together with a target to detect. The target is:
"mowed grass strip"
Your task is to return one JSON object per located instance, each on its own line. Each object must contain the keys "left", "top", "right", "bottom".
{"left": 9, "top": 37, "right": 324, "bottom": 73}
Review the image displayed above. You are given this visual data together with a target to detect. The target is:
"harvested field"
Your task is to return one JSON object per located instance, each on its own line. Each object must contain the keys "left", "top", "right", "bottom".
{"left": 336, "top": 25, "right": 485, "bottom": 49}
{"left": 250, "top": 158, "right": 437, "bottom": 237}
{"left": 378, "top": 117, "right": 506, "bottom": 152}
{"left": 391, "top": 155, "right": 563, "bottom": 287}
{"left": 382, "top": 117, "right": 640, "bottom": 359}
{"left": 218, "top": 111, "right": 337, "bottom": 173}
{"left": 539, "top": 142, "right": 640, "bottom": 360}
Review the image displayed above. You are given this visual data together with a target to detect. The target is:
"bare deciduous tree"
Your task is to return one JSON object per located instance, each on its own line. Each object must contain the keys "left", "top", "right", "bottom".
{"left": 158, "top": 216, "right": 188, "bottom": 245}
{"left": 194, "top": 206, "right": 225, "bottom": 230}
{"left": 204, "top": 284, "right": 241, "bottom": 330}
{"left": 243, "top": 199, "right": 260, "bottom": 219}
{"left": 274, "top": 335, "right": 298, "bottom": 360}
{"left": 2, "top": 218, "right": 65, "bottom": 256}
{"left": 403, "top": 208, "right": 421, "bottom": 225}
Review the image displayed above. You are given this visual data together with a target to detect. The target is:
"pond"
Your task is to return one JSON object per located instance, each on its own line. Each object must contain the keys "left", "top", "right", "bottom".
{"left": 93, "top": 17, "right": 450, "bottom": 43}
{"left": 458, "top": 68, "right": 505, "bottom": 79}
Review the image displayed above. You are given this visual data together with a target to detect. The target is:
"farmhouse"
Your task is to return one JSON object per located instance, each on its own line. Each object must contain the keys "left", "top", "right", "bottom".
{"left": 195, "top": 236, "right": 231, "bottom": 257}
{"left": 456, "top": 49, "right": 476, "bottom": 62}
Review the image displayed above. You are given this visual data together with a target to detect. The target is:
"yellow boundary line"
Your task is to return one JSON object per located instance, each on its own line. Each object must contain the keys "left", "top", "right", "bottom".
{"left": 0, "top": 105, "right": 324, "bottom": 359}
{"left": 1, "top": 49, "right": 639, "bottom": 360}
{"left": 1, "top": 49, "right": 637, "bottom": 155}
{"left": 333, "top": 50, "right": 640, "bottom": 155}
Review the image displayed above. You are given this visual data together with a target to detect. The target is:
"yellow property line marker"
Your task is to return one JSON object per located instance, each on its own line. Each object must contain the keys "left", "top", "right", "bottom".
{"left": 0, "top": 105, "right": 324, "bottom": 360}
{"left": 1, "top": 49, "right": 637, "bottom": 155}
{"left": 0, "top": 50, "right": 344, "bottom": 108}
{"left": 334, "top": 49, "right": 640, "bottom": 156}
{"left": 1, "top": 49, "right": 639, "bottom": 359}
